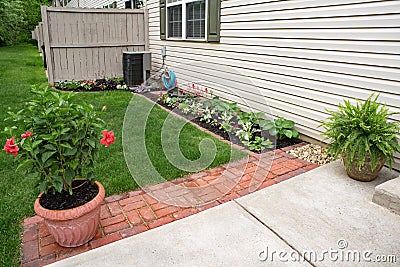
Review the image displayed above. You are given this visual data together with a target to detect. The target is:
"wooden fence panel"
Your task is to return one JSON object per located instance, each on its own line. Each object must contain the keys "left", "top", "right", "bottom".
{"left": 32, "top": 23, "right": 45, "bottom": 56}
{"left": 40, "top": 7, "right": 148, "bottom": 83}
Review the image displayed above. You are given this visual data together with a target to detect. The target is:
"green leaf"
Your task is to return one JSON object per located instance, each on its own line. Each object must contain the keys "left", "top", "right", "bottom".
{"left": 41, "top": 151, "right": 56, "bottom": 163}
{"left": 32, "top": 140, "right": 43, "bottom": 148}
{"left": 282, "top": 120, "right": 295, "bottom": 128}
{"left": 283, "top": 129, "right": 293, "bottom": 139}
{"left": 77, "top": 130, "right": 86, "bottom": 140}
{"left": 61, "top": 133, "right": 73, "bottom": 141}
{"left": 60, "top": 128, "right": 71, "bottom": 134}
{"left": 64, "top": 147, "right": 77, "bottom": 156}
{"left": 44, "top": 144, "right": 57, "bottom": 150}
{"left": 255, "top": 112, "right": 265, "bottom": 119}
{"left": 39, "top": 181, "right": 49, "bottom": 194}
{"left": 269, "top": 128, "right": 277, "bottom": 136}
{"left": 54, "top": 182, "right": 63, "bottom": 193}
{"left": 60, "top": 142, "right": 73, "bottom": 149}
{"left": 70, "top": 159, "right": 79, "bottom": 169}
{"left": 259, "top": 120, "right": 274, "bottom": 130}
{"left": 87, "top": 139, "right": 96, "bottom": 148}
{"left": 64, "top": 169, "right": 75, "bottom": 184}
{"left": 86, "top": 172, "right": 94, "bottom": 180}
{"left": 17, "top": 159, "right": 31, "bottom": 171}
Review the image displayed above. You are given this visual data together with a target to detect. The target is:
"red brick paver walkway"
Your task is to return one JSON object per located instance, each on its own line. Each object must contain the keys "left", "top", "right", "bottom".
{"left": 21, "top": 143, "right": 319, "bottom": 267}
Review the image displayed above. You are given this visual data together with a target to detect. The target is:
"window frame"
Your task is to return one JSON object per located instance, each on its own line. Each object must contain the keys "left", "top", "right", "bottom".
{"left": 166, "top": 0, "right": 208, "bottom": 41}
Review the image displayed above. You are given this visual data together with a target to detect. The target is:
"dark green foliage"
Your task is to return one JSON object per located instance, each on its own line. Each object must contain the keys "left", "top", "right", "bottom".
{"left": 0, "top": 0, "right": 24, "bottom": 46}
{"left": 321, "top": 94, "right": 400, "bottom": 171}
{"left": 0, "top": 0, "right": 51, "bottom": 46}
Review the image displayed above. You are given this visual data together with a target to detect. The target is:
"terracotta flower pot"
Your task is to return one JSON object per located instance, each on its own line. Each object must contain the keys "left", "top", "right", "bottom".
{"left": 34, "top": 181, "right": 105, "bottom": 247}
{"left": 343, "top": 154, "right": 386, "bottom": 182}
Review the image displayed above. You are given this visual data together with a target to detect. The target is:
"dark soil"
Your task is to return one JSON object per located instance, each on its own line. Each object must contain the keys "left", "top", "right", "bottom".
{"left": 39, "top": 180, "right": 99, "bottom": 210}
{"left": 154, "top": 97, "right": 304, "bottom": 153}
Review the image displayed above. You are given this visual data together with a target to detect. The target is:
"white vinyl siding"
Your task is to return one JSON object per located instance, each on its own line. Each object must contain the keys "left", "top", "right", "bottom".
{"left": 66, "top": 0, "right": 128, "bottom": 8}
{"left": 147, "top": 0, "right": 400, "bottom": 169}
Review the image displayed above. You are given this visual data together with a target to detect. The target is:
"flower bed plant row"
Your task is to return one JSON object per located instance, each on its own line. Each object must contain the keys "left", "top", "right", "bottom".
{"left": 54, "top": 77, "right": 128, "bottom": 92}
{"left": 157, "top": 83, "right": 301, "bottom": 152}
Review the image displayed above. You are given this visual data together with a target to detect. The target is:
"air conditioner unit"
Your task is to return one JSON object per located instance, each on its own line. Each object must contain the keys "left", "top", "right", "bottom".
{"left": 123, "top": 51, "right": 151, "bottom": 88}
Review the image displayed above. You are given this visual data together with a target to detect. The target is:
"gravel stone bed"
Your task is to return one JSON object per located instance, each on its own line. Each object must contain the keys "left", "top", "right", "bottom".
{"left": 287, "top": 144, "right": 335, "bottom": 165}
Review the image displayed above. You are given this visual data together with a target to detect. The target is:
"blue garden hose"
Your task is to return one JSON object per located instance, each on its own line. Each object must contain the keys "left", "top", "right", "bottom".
{"left": 163, "top": 70, "right": 176, "bottom": 90}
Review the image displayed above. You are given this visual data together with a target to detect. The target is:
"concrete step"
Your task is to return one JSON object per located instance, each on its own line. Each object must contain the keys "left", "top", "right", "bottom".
{"left": 372, "top": 177, "right": 400, "bottom": 215}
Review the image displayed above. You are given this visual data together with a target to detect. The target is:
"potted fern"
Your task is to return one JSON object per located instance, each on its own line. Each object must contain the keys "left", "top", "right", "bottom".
{"left": 321, "top": 94, "right": 400, "bottom": 181}
{"left": 3, "top": 86, "right": 115, "bottom": 247}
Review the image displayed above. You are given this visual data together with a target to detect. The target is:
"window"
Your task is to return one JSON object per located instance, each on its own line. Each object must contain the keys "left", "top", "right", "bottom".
{"left": 160, "top": 0, "right": 220, "bottom": 42}
{"left": 166, "top": 0, "right": 205, "bottom": 40}
{"left": 186, "top": 1, "right": 205, "bottom": 39}
{"left": 168, "top": 4, "right": 182, "bottom": 38}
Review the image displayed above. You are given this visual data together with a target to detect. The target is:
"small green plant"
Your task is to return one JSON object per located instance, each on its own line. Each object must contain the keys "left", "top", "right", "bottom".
{"left": 187, "top": 99, "right": 204, "bottom": 117}
{"left": 215, "top": 101, "right": 240, "bottom": 132}
{"left": 243, "top": 136, "right": 273, "bottom": 151}
{"left": 200, "top": 96, "right": 220, "bottom": 125}
{"left": 200, "top": 107, "right": 216, "bottom": 124}
{"left": 321, "top": 94, "right": 400, "bottom": 171}
{"left": 236, "top": 111, "right": 265, "bottom": 141}
{"left": 177, "top": 102, "right": 191, "bottom": 114}
{"left": 3, "top": 86, "right": 115, "bottom": 194}
{"left": 261, "top": 117, "right": 299, "bottom": 140}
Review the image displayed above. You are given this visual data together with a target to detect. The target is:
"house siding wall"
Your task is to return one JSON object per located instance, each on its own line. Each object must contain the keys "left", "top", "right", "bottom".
{"left": 152, "top": 0, "right": 400, "bottom": 168}
{"left": 66, "top": 0, "right": 128, "bottom": 8}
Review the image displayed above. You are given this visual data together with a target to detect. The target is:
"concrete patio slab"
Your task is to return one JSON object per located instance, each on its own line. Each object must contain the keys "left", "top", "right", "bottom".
{"left": 48, "top": 202, "right": 310, "bottom": 267}
{"left": 237, "top": 160, "right": 400, "bottom": 266}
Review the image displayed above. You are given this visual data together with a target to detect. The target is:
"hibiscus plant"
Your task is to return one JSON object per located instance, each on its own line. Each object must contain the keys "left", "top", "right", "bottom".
{"left": 3, "top": 85, "right": 115, "bottom": 194}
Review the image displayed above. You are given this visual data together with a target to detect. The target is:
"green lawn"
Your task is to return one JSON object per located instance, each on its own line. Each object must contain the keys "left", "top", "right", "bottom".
{"left": 0, "top": 45, "right": 246, "bottom": 266}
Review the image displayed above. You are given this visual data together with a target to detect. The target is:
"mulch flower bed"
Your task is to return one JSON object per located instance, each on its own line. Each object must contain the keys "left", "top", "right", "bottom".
{"left": 146, "top": 91, "right": 305, "bottom": 153}
{"left": 54, "top": 78, "right": 128, "bottom": 92}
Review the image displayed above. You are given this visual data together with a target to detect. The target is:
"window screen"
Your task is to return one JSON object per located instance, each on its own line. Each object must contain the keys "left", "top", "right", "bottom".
{"left": 186, "top": 0, "right": 205, "bottom": 39}
{"left": 168, "top": 5, "right": 182, "bottom": 38}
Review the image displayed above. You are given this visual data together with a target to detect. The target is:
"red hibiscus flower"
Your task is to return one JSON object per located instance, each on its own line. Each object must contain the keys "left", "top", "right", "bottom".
{"left": 100, "top": 130, "right": 115, "bottom": 147}
{"left": 4, "top": 137, "right": 19, "bottom": 156}
{"left": 21, "top": 131, "right": 33, "bottom": 139}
